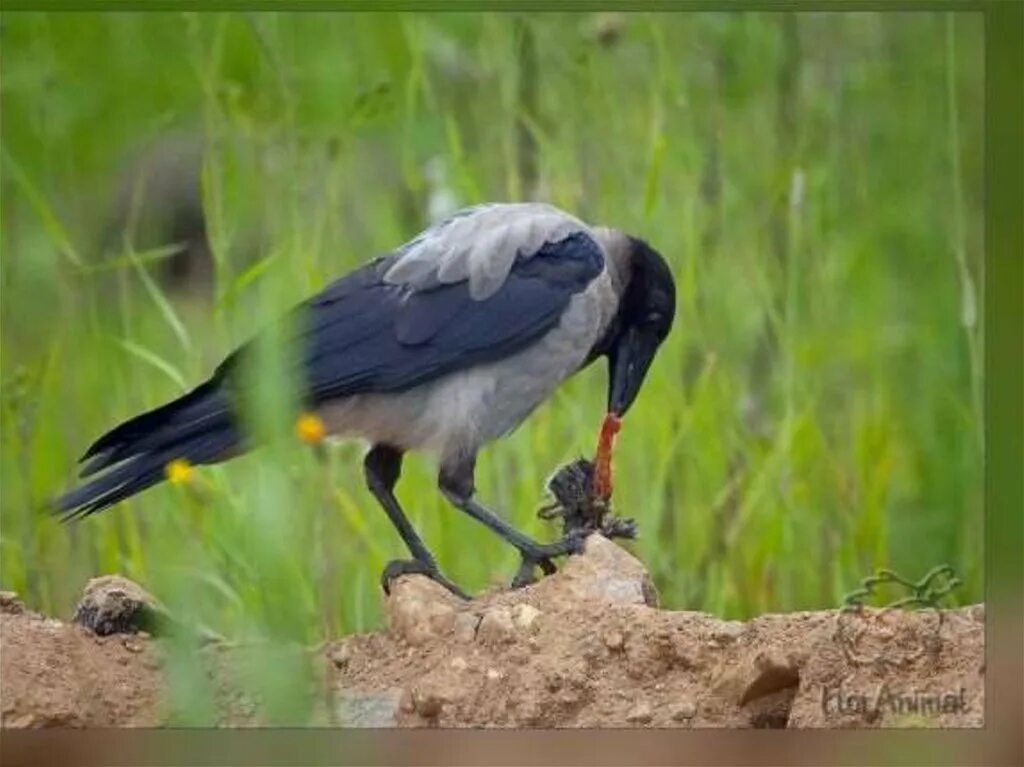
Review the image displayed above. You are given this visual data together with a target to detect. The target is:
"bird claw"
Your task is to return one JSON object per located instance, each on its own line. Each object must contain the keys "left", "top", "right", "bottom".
{"left": 510, "top": 530, "right": 586, "bottom": 589}
{"left": 380, "top": 558, "right": 470, "bottom": 600}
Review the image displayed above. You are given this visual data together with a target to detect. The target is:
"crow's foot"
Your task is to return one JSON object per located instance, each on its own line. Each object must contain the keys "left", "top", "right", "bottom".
{"left": 510, "top": 530, "right": 587, "bottom": 589}
{"left": 380, "top": 558, "right": 470, "bottom": 600}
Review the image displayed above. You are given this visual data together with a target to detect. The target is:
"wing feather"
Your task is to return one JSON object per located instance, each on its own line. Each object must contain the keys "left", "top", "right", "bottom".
{"left": 384, "top": 202, "right": 588, "bottom": 299}
{"left": 297, "top": 225, "right": 603, "bottom": 402}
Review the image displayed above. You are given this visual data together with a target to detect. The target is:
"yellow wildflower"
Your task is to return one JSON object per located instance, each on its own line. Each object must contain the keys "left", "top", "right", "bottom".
{"left": 296, "top": 412, "right": 326, "bottom": 445}
{"left": 165, "top": 458, "right": 194, "bottom": 485}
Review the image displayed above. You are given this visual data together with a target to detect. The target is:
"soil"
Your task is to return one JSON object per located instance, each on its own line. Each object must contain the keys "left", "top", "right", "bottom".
{"left": 0, "top": 536, "right": 984, "bottom": 728}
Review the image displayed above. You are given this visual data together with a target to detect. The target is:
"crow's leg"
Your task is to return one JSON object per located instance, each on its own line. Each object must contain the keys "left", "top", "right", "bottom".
{"left": 364, "top": 445, "right": 469, "bottom": 599}
{"left": 438, "top": 455, "right": 585, "bottom": 588}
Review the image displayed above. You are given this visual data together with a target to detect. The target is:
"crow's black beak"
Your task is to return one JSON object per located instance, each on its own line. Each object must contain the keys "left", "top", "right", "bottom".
{"left": 607, "top": 326, "right": 661, "bottom": 417}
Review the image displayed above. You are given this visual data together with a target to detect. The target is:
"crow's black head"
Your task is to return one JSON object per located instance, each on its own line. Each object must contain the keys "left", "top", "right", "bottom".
{"left": 604, "top": 237, "right": 676, "bottom": 416}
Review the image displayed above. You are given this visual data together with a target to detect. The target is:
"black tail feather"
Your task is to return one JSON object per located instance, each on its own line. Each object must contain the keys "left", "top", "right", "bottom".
{"left": 79, "top": 380, "right": 223, "bottom": 475}
{"left": 56, "top": 382, "right": 238, "bottom": 518}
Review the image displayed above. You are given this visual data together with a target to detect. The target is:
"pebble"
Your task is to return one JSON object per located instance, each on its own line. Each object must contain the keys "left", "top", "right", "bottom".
{"left": 336, "top": 690, "right": 403, "bottom": 727}
{"left": 73, "top": 575, "right": 162, "bottom": 637}
{"left": 399, "top": 688, "right": 416, "bottom": 713}
{"left": 328, "top": 644, "right": 353, "bottom": 668}
{"left": 671, "top": 699, "right": 697, "bottom": 720}
{"left": 453, "top": 612, "right": 480, "bottom": 644}
{"left": 626, "top": 702, "right": 653, "bottom": 724}
{"left": 603, "top": 630, "right": 625, "bottom": 651}
{"left": 0, "top": 591, "right": 24, "bottom": 615}
{"left": 412, "top": 687, "right": 444, "bottom": 718}
{"left": 511, "top": 604, "right": 541, "bottom": 632}
{"left": 712, "top": 621, "right": 746, "bottom": 644}
{"left": 477, "top": 608, "right": 515, "bottom": 645}
{"left": 389, "top": 596, "right": 456, "bottom": 646}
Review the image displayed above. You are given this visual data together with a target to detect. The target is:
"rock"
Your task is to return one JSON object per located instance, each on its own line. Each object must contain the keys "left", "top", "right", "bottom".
{"left": 411, "top": 684, "right": 445, "bottom": 718}
{"left": 477, "top": 608, "right": 515, "bottom": 645}
{"left": 386, "top": 577, "right": 458, "bottom": 646}
{"left": 713, "top": 621, "right": 746, "bottom": 644}
{"left": 671, "top": 698, "right": 697, "bottom": 720}
{"left": 626, "top": 702, "right": 652, "bottom": 724}
{"left": 453, "top": 612, "right": 480, "bottom": 643}
{"left": 337, "top": 689, "right": 402, "bottom": 727}
{"left": 450, "top": 656, "right": 468, "bottom": 672}
{"left": 398, "top": 688, "right": 415, "bottom": 713}
{"left": 603, "top": 630, "right": 625, "bottom": 651}
{"left": 328, "top": 643, "right": 353, "bottom": 669}
{"left": 73, "top": 575, "right": 164, "bottom": 637}
{"left": 0, "top": 591, "right": 24, "bottom": 615}
{"left": 554, "top": 534, "right": 658, "bottom": 607}
{"left": 511, "top": 603, "right": 541, "bottom": 632}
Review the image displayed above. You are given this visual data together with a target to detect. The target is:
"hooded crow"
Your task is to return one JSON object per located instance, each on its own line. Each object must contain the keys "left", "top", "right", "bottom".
{"left": 56, "top": 202, "right": 676, "bottom": 596}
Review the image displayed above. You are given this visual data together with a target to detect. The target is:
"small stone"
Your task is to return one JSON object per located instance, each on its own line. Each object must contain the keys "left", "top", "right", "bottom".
{"left": 671, "top": 699, "right": 697, "bottom": 720}
{"left": 412, "top": 686, "right": 444, "bottom": 718}
{"left": 399, "top": 688, "right": 416, "bottom": 713}
{"left": 328, "top": 643, "right": 353, "bottom": 668}
{"left": 453, "top": 612, "right": 480, "bottom": 643}
{"left": 712, "top": 621, "right": 746, "bottom": 644}
{"left": 450, "top": 656, "right": 468, "bottom": 672}
{"left": 9, "top": 713, "right": 36, "bottom": 728}
{"left": 558, "top": 535, "right": 655, "bottom": 606}
{"left": 386, "top": 578, "right": 457, "bottom": 646}
{"left": 486, "top": 668, "right": 502, "bottom": 682}
{"left": 511, "top": 603, "right": 541, "bottom": 632}
{"left": 477, "top": 608, "right": 515, "bottom": 645}
{"left": 337, "top": 690, "right": 403, "bottom": 727}
{"left": 603, "top": 630, "right": 625, "bottom": 651}
{"left": 73, "top": 575, "right": 164, "bottom": 637}
{"left": 626, "top": 702, "right": 653, "bottom": 724}
{"left": 0, "top": 591, "right": 24, "bottom": 615}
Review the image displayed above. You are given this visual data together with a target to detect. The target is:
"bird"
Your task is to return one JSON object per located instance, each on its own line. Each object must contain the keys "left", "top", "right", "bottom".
{"left": 55, "top": 202, "right": 676, "bottom": 597}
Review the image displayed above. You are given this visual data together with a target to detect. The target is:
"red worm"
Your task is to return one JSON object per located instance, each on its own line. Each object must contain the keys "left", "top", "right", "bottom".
{"left": 593, "top": 412, "right": 622, "bottom": 501}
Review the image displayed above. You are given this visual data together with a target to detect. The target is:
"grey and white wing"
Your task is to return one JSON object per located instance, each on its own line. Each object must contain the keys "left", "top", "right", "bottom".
{"left": 383, "top": 202, "right": 590, "bottom": 299}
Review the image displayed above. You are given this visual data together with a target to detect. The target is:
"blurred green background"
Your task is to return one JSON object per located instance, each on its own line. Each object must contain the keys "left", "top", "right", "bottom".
{"left": 1, "top": 11, "right": 982, "bottom": 720}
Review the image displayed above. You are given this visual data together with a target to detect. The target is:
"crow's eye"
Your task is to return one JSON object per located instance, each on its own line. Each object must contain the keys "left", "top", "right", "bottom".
{"left": 644, "top": 312, "right": 670, "bottom": 341}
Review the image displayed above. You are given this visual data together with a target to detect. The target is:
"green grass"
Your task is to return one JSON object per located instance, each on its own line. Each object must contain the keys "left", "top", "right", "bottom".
{"left": 1, "top": 12, "right": 983, "bottom": 723}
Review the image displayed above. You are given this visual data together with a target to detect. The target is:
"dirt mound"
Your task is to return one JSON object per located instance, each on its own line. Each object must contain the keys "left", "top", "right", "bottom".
{"left": 0, "top": 590, "right": 161, "bottom": 727}
{"left": 0, "top": 537, "right": 983, "bottom": 728}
